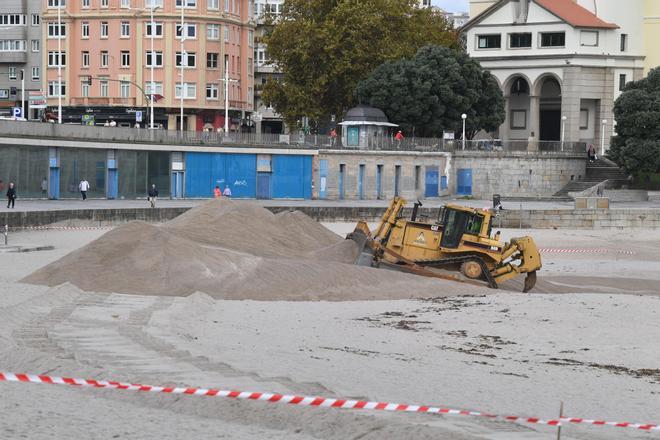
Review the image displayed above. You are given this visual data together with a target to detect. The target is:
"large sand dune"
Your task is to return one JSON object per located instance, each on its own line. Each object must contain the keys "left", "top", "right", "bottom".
{"left": 23, "top": 199, "right": 488, "bottom": 299}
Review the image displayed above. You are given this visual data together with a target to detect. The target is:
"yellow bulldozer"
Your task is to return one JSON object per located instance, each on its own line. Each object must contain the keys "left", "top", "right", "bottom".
{"left": 348, "top": 197, "right": 541, "bottom": 292}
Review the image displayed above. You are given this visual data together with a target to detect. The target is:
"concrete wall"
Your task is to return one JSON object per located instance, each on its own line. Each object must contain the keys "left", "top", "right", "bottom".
{"left": 452, "top": 152, "right": 586, "bottom": 199}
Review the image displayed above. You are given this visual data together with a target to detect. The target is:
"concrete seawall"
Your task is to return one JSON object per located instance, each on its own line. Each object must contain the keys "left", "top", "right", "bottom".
{"left": 2, "top": 206, "right": 660, "bottom": 230}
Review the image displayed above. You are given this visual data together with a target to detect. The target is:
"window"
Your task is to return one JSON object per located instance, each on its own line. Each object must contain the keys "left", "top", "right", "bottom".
{"left": 101, "top": 22, "right": 108, "bottom": 38}
{"left": 619, "top": 74, "right": 627, "bottom": 91}
{"left": 0, "top": 89, "right": 8, "bottom": 99}
{"left": 8, "top": 67, "right": 16, "bottom": 80}
{"left": 146, "top": 51, "right": 163, "bottom": 67}
{"left": 81, "top": 51, "right": 90, "bottom": 67}
{"left": 31, "top": 67, "right": 39, "bottom": 81}
{"left": 207, "top": 24, "right": 219, "bottom": 40}
{"left": 146, "top": 0, "right": 163, "bottom": 6}
{"left": 224, "top": 26, "right": 230, "bottom": 42}
{"left": 175, "top": 83, "right": 196, "bottom": 99}
{"left": 146, "top": 21, "right": 163, "bottom": 37}
{"left": 31, "top": 14, "right": 40, "bottom": 26}
{"left": 208, "top": 0, "right": 219, "bottom": 9}
{"left": 509, "top": 33, "right": 531, "bottom": 48}
{"left": 0, "top": 40, "right": 27, "bottom": 52}
{"left": 81, "top": 22, "right": 89, "bottom": 38}
{"left": 579, "top": 109, "right": 589, "bottom": 130}
{"left": 477, "top": 34, "right": 501, "bottom": 49}
{"left": 225, "top": 0, "right": 229, "bottom": 12}
{"left": 176, "top": 52, "right": 196, "bottom": 67}
{"left": 620, "top": 34, "right": 628, "bottom": 52}
{"left": 247, "top": 57, "right": 252, "bottom": 74}
{"left": 101, "top": 0, "right": 109, "bottom": 7}
{"left": 81, "top": 80, "right": 89, "bottom": 97}
{"left": 48, "top": 51, "right": 66, "bottom": 67}
{"left": 121, "top": 0, "right": 131, "bottom": 7}
{"left": 121, "top": 51, "right": 130, "bottom": 67}
{"left": 100, "top": 79, "right": 109, "bottom": 97}
{"left": 48, "top": 81, "right": 66, "bottom": 97}
{"left": 47, "top": 0, "right": 65, "bottom": 8}
{"left": 540, "top": 32, "right": 565, "bottom": 47}
{"left": 580, "top": 30, "right": 598, "bottom": 47}
{"left": 101, "top": 51, "right": 109, "bottom": 68}
{"left": 176, "top": 24, "right": 197, "bottom": 39}
{"left": 121, "top": 22, "right": 130, "bottom": 37}
{"left": 145, "top": 81, "right": 163, "bottom": 95}
{"left": 176, "top": 0, "right": 197, "bottom": 7}
{"left": 206, "top": 83, "right": 218, "bottom": 99}
{"left": 82, "top": 0, "right": 90, "bottom": 8}
{"left": 248, "top": 30, "right": 254, "bottom": 47}
{"left": 47, "top": 23, "right": 66, "bottom": 38}
{"left": 120, "top": 82, "right": 130, "bottom": 98}
{"left": 207, "top": 52, "right": 218, "bottom": 68}
{"left": 0, "top": 15, "right": 26, "bottom": 26}
{"left": 31, "top": 40, "right": 40, "bottom": 52}
{"left": 510, "top": 110, "right": 526, "bottom": 129}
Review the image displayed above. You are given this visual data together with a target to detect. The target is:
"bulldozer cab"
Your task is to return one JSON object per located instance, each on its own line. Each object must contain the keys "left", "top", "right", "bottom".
{"left": 439, "top": 206, "right": 489, "bottom": 249}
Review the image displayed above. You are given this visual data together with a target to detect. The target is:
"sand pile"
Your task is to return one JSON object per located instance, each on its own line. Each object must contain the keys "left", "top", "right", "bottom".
{"left": 23, "top": 199, "right": 487, "bottom": 300}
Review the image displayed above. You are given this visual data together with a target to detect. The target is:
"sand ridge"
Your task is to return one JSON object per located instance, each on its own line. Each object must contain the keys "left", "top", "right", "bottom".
{"left": 23, "top": 199, "right": 489, "bottom": 300}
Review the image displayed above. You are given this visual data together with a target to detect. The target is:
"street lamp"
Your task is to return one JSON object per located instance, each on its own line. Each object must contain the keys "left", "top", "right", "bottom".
{"left": 561, "top": 115, "right": 567, "bottom": 151}
{"left": 179, "top": 5, "right": 185, "bottom": 131}
{"left": 148, "top": 4, "right": 161, "bottom": 130}
{"left": 601, "top": 119, "right": 607, "bottom": 156}
{"left": 220, "top": 58, "right": 239, "bottom": 135}
{"left": 20, "top": 69, "right": 24, "bottom": 119}
{"left": 461, "top": 113, "right": 467, "bottom": 150}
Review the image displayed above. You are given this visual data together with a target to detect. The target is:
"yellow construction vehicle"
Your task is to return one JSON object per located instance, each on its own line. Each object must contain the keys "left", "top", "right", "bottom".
{"left": 348, "top": 197, "right": 541, "bottom": 292}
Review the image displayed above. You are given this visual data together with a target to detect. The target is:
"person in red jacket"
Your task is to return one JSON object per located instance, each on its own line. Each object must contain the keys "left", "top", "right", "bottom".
{"left": 395, "top": 130, "right": 404, "bottom": 147}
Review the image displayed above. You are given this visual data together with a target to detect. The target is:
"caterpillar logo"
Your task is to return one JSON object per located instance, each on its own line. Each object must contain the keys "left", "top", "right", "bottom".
{"left": 414, "top": 232, "right": 426, "bottom": 245}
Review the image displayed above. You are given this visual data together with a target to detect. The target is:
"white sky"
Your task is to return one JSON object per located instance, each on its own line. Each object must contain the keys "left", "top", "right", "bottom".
{"left": 433, "top": 0, "right": 469, "bottom": 13}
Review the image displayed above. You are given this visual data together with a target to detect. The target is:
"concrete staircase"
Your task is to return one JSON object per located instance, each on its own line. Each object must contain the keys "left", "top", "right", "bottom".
{"left": 553, "top": 157, "right": 629, "bottom": 198}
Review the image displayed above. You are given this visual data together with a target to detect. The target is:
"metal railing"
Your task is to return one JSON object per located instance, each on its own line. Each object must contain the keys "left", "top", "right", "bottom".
{"left": 0, "top": 120, "right": 587, "bottom": 154}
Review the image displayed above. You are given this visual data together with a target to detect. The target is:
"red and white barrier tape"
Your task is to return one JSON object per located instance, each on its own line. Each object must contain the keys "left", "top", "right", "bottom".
{"left": 540, "top": 248, "right": 635, "bottom": 255}
{"left": 9, "top": 226, "right": 113, "bottom": 231}
{"left": 1, "top": 372, "right": 657, "bottom": 432}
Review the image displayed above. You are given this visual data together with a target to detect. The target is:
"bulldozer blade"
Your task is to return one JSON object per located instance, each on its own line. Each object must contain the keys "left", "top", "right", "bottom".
{"left": 346, "top": 228, "right": 375, "bottom": 267}
{"left": 523, "top": 271, "right": 537, "bottom": 293}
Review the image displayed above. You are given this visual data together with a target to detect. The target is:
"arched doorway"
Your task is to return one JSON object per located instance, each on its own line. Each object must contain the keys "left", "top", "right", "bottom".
{"left": 537, "top": 77, "right": 562, "bottom": 141}
{"left": 506, "top": 75, "right": 531, "bottom": 139}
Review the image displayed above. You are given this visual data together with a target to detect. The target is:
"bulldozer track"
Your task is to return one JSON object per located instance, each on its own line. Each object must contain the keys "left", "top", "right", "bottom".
{"left": 413, "top": 255, "right": 499, "bottom": 289}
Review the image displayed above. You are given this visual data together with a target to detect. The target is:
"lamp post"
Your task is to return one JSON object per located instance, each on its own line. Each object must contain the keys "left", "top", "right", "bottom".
{"left": 57, "top": 2, "right": 62, "bottom": 124}
{"left": 221, "top": 58, "right": 239, "bottom": 135}
{"left": 561, "top": 115, "right": 567, "bottom": 151}
{"left": 20, "top": 69, "right": 24, "bottom": 119}
{"left": 179, "top": 4, "right": 185, "bottom": 131}
{"left": 601, "top": 119, "right": 607, "bottom": 156}
{"left": 461, "top": 113, "right": 467, "bottom": 150}
{"left": 148, "top": 4, "right": 160, "bottom": 129}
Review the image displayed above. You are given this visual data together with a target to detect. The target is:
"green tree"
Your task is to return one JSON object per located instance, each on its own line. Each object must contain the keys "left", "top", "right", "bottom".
{"left": 609, "top": 67, "right": 660, "bottom": 178}
{"left": 262, "top": 0, "right": 459, "bottom": 128}
{"left": 355, "top": 45, "right": 505, "bottom": 138}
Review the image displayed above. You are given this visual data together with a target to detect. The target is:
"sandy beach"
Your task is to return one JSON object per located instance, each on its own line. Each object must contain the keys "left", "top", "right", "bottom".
{"left": 1, "top": 206, "right": 659, "bottom": 439}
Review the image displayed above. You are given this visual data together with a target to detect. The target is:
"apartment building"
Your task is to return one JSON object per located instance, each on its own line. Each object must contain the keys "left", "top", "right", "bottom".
{"left": 42, "top": 0, "right": 255, "bottom": 130}
{"left": 644, "top": 0, "right": 660, "bottom": 73}
{"left": 251, "top": 0, "right": 283, "bottom": 134}
{"left": 0, "top": 0, "right": 44, "bottom": 119}
{"left": 463, "top": 0, "right": 645, "bottom": 147}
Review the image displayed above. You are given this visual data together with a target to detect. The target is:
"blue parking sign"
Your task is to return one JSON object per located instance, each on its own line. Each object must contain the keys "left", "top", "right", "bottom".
{"left": 12, "top": 107, "right": 22, "bottom": 118}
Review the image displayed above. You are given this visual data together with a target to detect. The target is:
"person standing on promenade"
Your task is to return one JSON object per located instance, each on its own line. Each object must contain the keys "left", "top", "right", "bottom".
{"left": 6, "top": 182, "right": 16, "bottom": 209}
{"left": 79, "top": 178, "right": 90, "bottom": 201}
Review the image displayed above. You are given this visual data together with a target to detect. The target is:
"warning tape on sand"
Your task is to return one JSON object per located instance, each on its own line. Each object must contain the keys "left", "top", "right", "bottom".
{"left": 1, "top": 372, "right": 658, "bottom": 433}
{"left": 539, "top": 248, "right": 635, "bottom": 255}
{"left": 8, "top": 226, "right": 113, "bottom": 231}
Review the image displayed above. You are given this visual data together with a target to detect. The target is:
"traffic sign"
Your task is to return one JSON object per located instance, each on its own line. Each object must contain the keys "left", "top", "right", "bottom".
{"left": 135, "top": 111, "right": 143, "bottom": 122}
{"left": 12, "top": 107, "right": 23, "bottom": 118}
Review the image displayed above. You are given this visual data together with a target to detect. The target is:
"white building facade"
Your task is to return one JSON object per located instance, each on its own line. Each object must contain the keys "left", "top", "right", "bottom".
{"left": 463, "top": 0, "right": 645, "bottom": 148}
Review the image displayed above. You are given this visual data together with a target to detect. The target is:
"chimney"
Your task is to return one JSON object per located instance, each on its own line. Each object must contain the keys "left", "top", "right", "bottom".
{"left": 513, "top": 0, "right": 529, "bottom": 23}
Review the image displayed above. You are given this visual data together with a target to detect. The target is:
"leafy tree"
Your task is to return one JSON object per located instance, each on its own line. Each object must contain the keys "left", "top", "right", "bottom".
{"left": 262, "top": 0, "right": 459, "bottom": 128}
{"left": 356, "top": 45, "right": 505, "bottom": 138}
{"left": 610, "top": 68, "right": 660, "bottom": 178}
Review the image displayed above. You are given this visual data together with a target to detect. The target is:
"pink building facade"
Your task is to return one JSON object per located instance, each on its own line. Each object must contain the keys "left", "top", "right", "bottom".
{"left": 42, "top": 0, "right": 255, "bottom": 130}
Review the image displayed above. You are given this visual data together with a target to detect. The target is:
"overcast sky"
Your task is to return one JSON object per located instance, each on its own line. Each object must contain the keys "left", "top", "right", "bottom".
{"left": 433, "top": 0, "right": 469, "bottom": 13}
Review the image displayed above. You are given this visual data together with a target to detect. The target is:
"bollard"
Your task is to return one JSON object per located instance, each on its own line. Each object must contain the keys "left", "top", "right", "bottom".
{"left": 556, "top": 401, "right": 564, "bottom": 440}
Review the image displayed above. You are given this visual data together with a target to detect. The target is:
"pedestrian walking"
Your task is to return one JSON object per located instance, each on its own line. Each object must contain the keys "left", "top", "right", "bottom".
{"left": 213, "top": 185, "right": 222, "bottom": 198}
{"left": 329, "top": 128, "right": 337, "bottom": 147}
{"left": 79, "top": 178, "right": 90, "bottom": 200}
{"left": 222, "top": 185, "right": 232, "bottom": 197}
{"left": 41, "top": 177, "right": 48, "bottom": 198}
{"left": 147, "top": 184, "right": 158, "bottom": 208}
{"left": 6, "top": 182, "right": 16, "bottom": 209}
{"left": 395, "top": 130, "right": 404, "bottom": 147}
{"left": 587, "top": 144, "right": 597, "bottom": 163}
